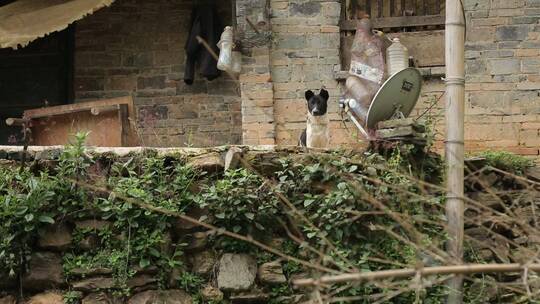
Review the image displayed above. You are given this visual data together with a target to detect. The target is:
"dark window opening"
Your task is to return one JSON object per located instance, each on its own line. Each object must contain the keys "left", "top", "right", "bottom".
{"left": 0, "top": 0, "right": 16, "bottom": 6}
{"left": 0, "top": 26, "right": 74, "bottom": 145}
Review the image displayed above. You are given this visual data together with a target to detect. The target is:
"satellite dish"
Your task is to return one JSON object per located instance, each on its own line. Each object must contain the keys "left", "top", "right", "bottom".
{"left": 365, "top": 67, "right": 422, "bottom": 129}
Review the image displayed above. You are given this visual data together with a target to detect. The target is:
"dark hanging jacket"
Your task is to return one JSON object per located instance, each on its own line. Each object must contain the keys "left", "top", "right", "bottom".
{"left": 184, "top": 3, "right": 222, "bottom": 85}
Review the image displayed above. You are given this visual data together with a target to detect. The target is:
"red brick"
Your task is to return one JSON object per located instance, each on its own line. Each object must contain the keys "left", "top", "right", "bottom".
{"left": 240, "top": 73, "right": 272, "bottom": 83}
{"left": 255, "top": 99, "right": 274, "bottom": 107}
{"left": 502, "top": 114, "right": 538, "bottom": 123}
{"left": 520, "top": 130, "right": 540, "bottom": 146}
{"left": 480, "top": 83, "right": 515, "bottom": 91}
{"left": 246, "top": 90, "right": 274, "bottom": 100}
{"left": 106, "top": 76, "right": 137, "bottom": 91}
{"left": 517, "top": 82, "right": 540, "bottom": 90}
{"left": 483, "top": 140, "right": 520, "bottom": 147}
{"left": 516, "top": 49, "right": 539, "bottom": 57}
{"left": 259, "top": 138, "right": 276, "bottom": 145}
{"left": 271, "top": 2, "right": 288, "bottom": 10}
{"left": 320, "top": 26, "right": 340, "bottom": 33}
{"left": 521, "top": 122, "right": 540, "bottom": 130}
{"left": 503, "top": 147, "right": 539, "bottom": 155}
{"left": 288, "top": 26, "right": 320, "bottom": 33}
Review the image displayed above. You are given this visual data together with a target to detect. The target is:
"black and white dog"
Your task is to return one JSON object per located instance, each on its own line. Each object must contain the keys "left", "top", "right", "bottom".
{"left": 299, "top": 88, "right": 329, "bottom": 148}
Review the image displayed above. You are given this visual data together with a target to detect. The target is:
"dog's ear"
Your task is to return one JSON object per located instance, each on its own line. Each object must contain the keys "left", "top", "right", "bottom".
{"left": 319, "top": 89, "right": 329, "bottom": 101}
{"left": 305, "top": 90, "right": 314, "bottom": 101}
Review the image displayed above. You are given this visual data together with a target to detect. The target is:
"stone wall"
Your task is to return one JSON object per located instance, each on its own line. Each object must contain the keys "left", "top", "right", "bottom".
{"left": 0, "top": 145, "right": 312, "bottom": 304}
{"left": 0, "top": 145, "right": 538, "bottom": 303}
{"left": 1, "top": 223, "right": 291, "bottom": 304}
{"left": 74, "top": 0, "right": 242, "bottom": 147}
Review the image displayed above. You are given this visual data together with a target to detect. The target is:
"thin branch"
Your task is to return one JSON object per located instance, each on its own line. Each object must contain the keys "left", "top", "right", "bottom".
{"left": 69, "top": 179, "right": 339, "bottom": 275}
{"left": 237, "top": 157, "right": 360, "bottom": 273}
{"left": 294, "top": 263, "right": 540, "bottom": 287}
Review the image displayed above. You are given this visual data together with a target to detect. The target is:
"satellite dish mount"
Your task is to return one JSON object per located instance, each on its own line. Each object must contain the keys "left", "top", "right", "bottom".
{"left": 340, "top": 67, "right": 423, "bottom": 140}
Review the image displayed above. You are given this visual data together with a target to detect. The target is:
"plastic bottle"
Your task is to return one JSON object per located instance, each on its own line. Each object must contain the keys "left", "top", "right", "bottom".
{"left": 217, "top": 26, "right": 234, "bottom": 72}
{"left": 386, "top": 38, "right": 409, "bottom": 76}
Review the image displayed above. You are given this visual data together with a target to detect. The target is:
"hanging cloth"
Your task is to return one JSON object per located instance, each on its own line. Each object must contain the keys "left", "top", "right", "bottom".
{"left": 184, "top": 2, "right": 222, "bottom": 85}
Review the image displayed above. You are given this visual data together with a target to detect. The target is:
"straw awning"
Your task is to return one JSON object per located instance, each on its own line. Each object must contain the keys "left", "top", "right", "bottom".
{"left": 0, "top": 0, "right": 115, "bottom": 49}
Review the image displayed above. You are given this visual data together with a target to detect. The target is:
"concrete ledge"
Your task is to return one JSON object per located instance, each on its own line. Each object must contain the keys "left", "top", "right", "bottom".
{"left": 334, "top": 66, "right": 445, "bottom": 81}
{"left": 0, "top": 145, "right": 352, "bottom": 160}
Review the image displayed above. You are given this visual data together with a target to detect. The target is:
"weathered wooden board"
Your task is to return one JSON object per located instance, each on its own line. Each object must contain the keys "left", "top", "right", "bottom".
{"left": 30, "top": 110, "right": 123, "bottom": 146}
{"left": 387, "top": 30, "right": 444, "bottom": 67}
{"left": 345, "top": 0, "right": 444, "bottom": 20}
{"left": 340, "top": 35, "right": 354, "bottom": 72}
{"left": 24, "top": 96, "right": 134, "bottom": 119}
{"left": 341, "top": 30, "right": 444, "bottom": 70}
{"left": 339, "top": 15, "right": 445, "bottom": 30}
{"left": 23, "top": 96, "right": 138, "bottom": 147}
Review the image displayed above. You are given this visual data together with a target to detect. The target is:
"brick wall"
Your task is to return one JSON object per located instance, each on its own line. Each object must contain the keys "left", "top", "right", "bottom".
{"left": 402, "top": 0, "right": 540, "bottom": 157}
{"left": 269, "top": 0, "right": 363, "bottom": 147}
{"left": 236, "top": 0, "right": 276, "bottom": 145}
{"left": 72, "top": 0, "right": 539, "bottom": 155}
{"left": 74, "top": 0, "right": 242, "bottom": 147}
{"left": 266, "top": 0, "right": 539, "bottom": 156}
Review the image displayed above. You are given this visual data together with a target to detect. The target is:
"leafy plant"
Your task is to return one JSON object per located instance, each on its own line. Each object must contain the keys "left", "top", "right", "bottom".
{"left": 197, "top": 169, "right": 280, "bottom": 235}
{"left": 0, "top": 169, "right": 56, "bottom": 276}
{"left": 0, "top": 129, "right": 527, "bottom": 302}
{"left": 63, "top": 290, "right": 82, "bottom": 304}
{"left": 268, "top": 283, "right": 293, "bottom": 304}
{"left": 57, "top": 131, "right": 93, "bottom": 177}
{"left": 177, "top": 272, "right": 205, "bottom": 294}
{"left": 477, "top": 150, "right": 533, "bottom": 175}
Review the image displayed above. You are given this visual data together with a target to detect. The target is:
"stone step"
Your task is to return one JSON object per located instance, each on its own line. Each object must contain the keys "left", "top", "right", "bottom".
{"left": 375, "top": 126, "right": 417, "bottom": 138}
{"left": 377, "top": 118, "right": 426, "bottom": 133}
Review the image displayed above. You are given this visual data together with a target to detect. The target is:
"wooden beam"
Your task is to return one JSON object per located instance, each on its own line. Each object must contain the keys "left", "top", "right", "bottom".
{"left": 90, "top": 105, "right": 120, "bottom": 116}
{"left": 334, "top": 67, "right": 444, "bottom": 81}
{"left": 339, "top": 15, "right": 445, "bottom": 30}
{"left": 23, "top": 96, "right": 133, "bottom": 119}
{"left": 118, "top": 104, "right": 130, "bottom": 147}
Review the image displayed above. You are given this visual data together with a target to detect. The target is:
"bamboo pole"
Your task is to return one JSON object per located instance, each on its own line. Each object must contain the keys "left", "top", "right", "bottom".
{"left": 293, "top": 263, "right": 540, "bottom": 286}
{"left": 444, "top": 0, "right": 466, "bottom": 300}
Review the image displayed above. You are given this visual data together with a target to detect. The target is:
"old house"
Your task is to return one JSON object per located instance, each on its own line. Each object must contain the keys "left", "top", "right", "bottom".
{"left": 0, "top": 0, "right": 538, "bottom": 157}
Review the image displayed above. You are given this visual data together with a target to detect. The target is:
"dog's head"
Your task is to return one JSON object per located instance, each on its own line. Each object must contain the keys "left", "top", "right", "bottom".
{"left": 305, "top": 88, "right": 329, "bottom": 116}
